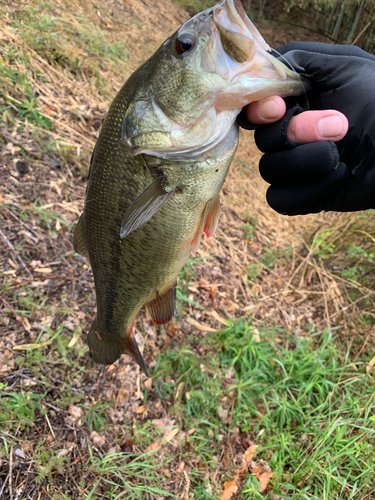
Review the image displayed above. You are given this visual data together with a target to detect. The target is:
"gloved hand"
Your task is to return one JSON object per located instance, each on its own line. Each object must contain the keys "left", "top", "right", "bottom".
{"left": 238, "top": 42, "right": 375, "bottom": 215}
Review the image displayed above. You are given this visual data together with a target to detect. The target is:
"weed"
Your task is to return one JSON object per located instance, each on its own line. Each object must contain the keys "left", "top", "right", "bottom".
{"left": 81, "top": 401, "right": 113, "bottom": 432}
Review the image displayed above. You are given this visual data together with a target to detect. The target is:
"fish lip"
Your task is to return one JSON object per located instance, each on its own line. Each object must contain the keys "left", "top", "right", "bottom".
{"left": 211, "top": 0, "right": 301, "bottom": 84}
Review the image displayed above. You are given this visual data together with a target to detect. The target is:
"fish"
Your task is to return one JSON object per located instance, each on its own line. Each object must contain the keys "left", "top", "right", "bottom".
{"left": 74, "top": 0, "right": 306, "bottom": 375}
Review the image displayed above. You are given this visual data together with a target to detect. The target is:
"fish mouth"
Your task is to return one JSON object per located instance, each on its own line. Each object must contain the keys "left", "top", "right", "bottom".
{"left": 207, "top": 0, "right": 305, "bottom": 109}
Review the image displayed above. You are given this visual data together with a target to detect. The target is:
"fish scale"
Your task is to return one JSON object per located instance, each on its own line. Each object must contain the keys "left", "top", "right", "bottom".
{"left": 74, "top": 0, "right": 306, "bottom": 373}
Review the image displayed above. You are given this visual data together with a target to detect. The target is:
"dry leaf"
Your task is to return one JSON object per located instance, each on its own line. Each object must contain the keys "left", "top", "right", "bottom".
{"left": 67, "top": 329, "right": 80, "bottom": 348}
{"left": 13, "top": 338, "right": 52, "bottom": 350}
{"left": 163, "top": 427, "right": 179, "bottom": 442}
{"left": 69, "top": 405, "right": 83, "bottom": 421}
{"left": 186, "top": 317, "right": 216, "bottom": 332}
{"left": 34, "top": 267, "right": 53, "bottom": 273}
{"left": 210, "top": 310, "right": 229, "bottom": 326}
{"left": 218, "top": 479, "right": 239, "bottom": 500}
{"left": 252, "top": 328, "right": 261, "bottom": 342}
{"left": 366, "top": 355, "right": 375, "bottom": 373}
{"left": 243, "top": 444, "right": 258, "bottom": 463}
{"left": 8, "top": 258, "right": 18, "bottom": 270}
{"left": 90, "top": 431, "right": 106, "bottom": 446}
{"left": 144, "top": 377, "right": 152, "bottom": 390}
{"left": 255, "top": 470, "right": 273, "bottom": 493}
{"left": 145, "top": 439, "right": 161, "bottom": 452}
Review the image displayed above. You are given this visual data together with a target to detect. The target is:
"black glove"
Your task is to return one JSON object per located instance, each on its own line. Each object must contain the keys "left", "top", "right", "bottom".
{"left": 238, "top": 42, "right": 375, "bottom": 215}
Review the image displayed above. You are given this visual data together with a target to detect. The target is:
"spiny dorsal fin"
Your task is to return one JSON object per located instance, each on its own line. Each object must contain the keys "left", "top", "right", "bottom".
{"left": 204, "top": 193, "right": 220, "bottom": 238}
{"left": 146, "top": 283, "right": 176, "bottom": 325}
{"left": 120, "top": 176, "right": 176, "bottom": 239}
{"left": 73, "top": 214, "right": 89, "bottom": 258}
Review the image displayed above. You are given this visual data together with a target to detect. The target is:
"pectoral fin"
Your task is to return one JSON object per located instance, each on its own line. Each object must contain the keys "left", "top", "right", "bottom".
{"left": 73, "top": 215, "right": 89, "bottom": 258}
{"left": 204, "top": 194, "right": 220, "bottom": 238}
{"left": 146, "top": 283, "right": 176, "bottom": 325}
{"left": 191, "top": 195, "right": 220, "bottom": 253}
{"left": 120, "top": 177, "right": 177, "bottom": 238}
{"left": 191, "top": 202, "right": 210, "bottom": 253}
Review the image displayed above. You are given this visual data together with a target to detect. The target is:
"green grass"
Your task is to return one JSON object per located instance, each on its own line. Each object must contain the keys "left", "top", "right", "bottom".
{"left": 4, "top": 309, "right": 374, "bottom": 498}
{"left": 153, "top": 321, "right": 375, "bottom": 499}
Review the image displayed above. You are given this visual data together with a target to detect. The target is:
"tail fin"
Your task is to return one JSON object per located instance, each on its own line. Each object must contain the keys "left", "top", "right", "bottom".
{"left": 87, "top": 318, "right": 149, "bottom": 376}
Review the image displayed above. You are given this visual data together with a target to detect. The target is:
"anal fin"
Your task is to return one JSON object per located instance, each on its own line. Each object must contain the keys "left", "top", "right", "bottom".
{"left": 120, "top": 176, "right": 177, "bottom": 238}
{"left": 73, "top": 214, "right": 89, "bottom": 258}
{"left": 204, "top": 194, "right": 220, "bottom": 238}
{"left": 146, "top": 283, "right": 176, "bottom": 325}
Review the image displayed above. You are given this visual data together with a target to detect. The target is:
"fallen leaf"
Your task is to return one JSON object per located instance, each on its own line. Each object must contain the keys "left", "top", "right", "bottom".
{"left": 13, "top": 338, "right": 52, "bottom": 350}
{"left": 67, "top": 329, "right": 80, "bottom": 348}
{"left": 210, "top": 310, "right": 230, "bottom": 326}
{"left": 137, "top": 405, "right": 146, "bottom": 414}
{"left": 252, "top": 328, "right": 261, "bottom": 342}
{"left": 243, "top": 444, "right": 258, "bottom": 463}
{"left": 8, "top": 258, "right": 18, "bottom": 270}
{"left": 166, "top": 321, "right": 177, "bottom": 335}
{"left": 14, "top": 448, "right": 25, "bottom": 459}
{"left": 145, "top": 439, "right": 160, "bottom": 452}
{"left": 186, "top": 317, "right": 216, "bottom": 332}
{"left": 90, "top": 431, "right": 106, "bottom": 446}
{"left": 144, "top": 377, "right": 152, "bottom": 390}
{"left": 69, "top": 405, "right": 83, "bottom": 421}
{"left": 34, "top": 267, "right": 53, "bottom": 273}
{"left": 255, "top": 470, "right": 273, "bottom": 493}
{"left": 163, "top": 427, "right": 179, "bottom": 442}
{"left": 218, "top": 479, "right": 238, "bottom": 500}
{"left": 366, "top": 355, "right": 375, "bottom": 373}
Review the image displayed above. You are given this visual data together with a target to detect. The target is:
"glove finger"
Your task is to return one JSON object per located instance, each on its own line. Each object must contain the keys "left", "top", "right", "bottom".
{"left": 266, "top": 162, "right": 348, "bottom": 215}
{"left": 277, "top": 42, "right": 375, "bottom": 63}
{"left": 276, "top": 44, "right": 375, "bottom": 95}
{"left": 254, "top": 105, "right": 304, "bottom": 154}
{"left": 259, "top": 141, "right": 340, "bottom": 186}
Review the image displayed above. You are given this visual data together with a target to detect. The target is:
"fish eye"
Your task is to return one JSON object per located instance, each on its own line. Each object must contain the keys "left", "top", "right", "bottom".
{"left": 176, "top": 33, "right": 195, "bottom": 55}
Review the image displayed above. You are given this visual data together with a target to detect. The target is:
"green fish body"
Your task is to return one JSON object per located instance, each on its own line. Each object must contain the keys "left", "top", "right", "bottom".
{"left": 74, "top": 0, "right": 306, "bottom": 373}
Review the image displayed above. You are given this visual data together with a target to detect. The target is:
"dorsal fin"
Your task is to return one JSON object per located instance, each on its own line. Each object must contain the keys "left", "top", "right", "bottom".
{"left": 146, "top": 283, "right": 176, "bottom": 325}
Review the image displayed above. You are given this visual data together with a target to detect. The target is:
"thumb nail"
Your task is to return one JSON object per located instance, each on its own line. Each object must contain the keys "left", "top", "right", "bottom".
{"left": 317, "top": 115, "right": 346, "bottom": 139}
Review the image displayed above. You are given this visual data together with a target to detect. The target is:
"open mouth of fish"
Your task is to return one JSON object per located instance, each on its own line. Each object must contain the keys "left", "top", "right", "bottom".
{"left": 122, "top": 0, "right": 306, "bottom": 160}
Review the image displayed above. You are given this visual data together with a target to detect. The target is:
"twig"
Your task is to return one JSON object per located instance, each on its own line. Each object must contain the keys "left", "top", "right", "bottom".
{"left": 70, "top": 452, "right": 89, "bottom": 466}
{"left": 9, "top": 447, "right": 13, "bottom": 499}
{"left": 5, "top": 208, "right": 40, "bottom": 239}
{"left": 353, "top": 327, "right": 374, "bottom": 363}
{"left": 0, "top": 128, "right": 40, "bottom": 158}
{"left": 358, "top": 387, "right": 375, "bottom": 418}
{"left": 0, "top": 228, "right": 33, "bottom": 276}
{"left": 44, "top": 407, "right": 55, "bottom": 438}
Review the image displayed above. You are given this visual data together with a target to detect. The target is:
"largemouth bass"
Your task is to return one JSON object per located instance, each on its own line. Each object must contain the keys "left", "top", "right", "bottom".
{"left": 74, "top": 0, "right": 305, "bottom": 374}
